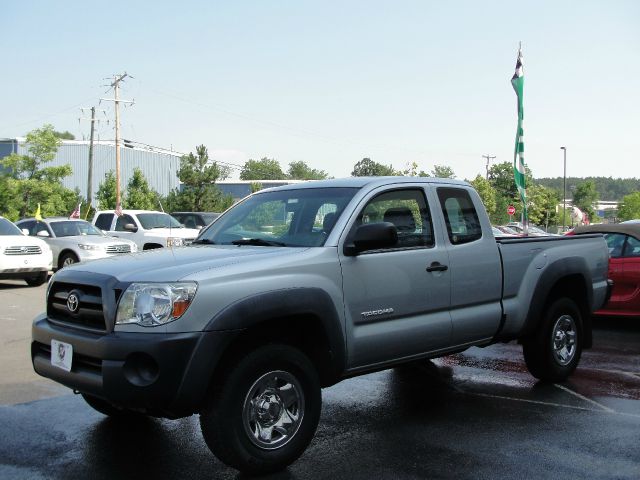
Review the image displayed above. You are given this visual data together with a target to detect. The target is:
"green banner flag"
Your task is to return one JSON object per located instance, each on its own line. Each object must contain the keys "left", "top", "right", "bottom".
{"left": 511, "top": 45, "right": 527, "bottom": 225}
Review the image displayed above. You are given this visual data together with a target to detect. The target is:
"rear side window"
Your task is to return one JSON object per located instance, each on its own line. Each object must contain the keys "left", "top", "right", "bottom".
{"left": 95, "top": 213, "right": 114, "bottom": 231}
{"left": 437, "top": 187, "right": 482, "bottom": 245}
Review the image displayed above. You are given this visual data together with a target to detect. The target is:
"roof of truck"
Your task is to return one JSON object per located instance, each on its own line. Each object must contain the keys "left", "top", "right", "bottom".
{"left": 257, "top": 176, "right": 469, "bottom": 193}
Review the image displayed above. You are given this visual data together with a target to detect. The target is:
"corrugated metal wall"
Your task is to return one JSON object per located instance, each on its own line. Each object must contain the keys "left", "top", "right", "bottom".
{"left": 14, "top": 141, "right": 181, "bottom": 204}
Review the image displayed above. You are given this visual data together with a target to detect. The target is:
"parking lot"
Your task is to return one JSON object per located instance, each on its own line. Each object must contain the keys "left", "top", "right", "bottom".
{"left": 1, "top": 279, "right": 639, "bottom": 479}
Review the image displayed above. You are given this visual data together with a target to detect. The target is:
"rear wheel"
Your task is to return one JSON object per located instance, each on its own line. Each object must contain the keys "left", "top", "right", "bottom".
{"left": 25, "top": 271, "right": 48, "bottom": 287}
{"left": 200, "top": 344, "right": 321, "bottom": 475}
{"left": 523, "top": 297, "right": 583, "bottom": 382}
{"left": 59, "top": 252, "right": 79, "bottom": 269}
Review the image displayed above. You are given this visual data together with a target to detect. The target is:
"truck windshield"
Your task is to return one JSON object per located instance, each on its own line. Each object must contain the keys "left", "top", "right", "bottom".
{"left": 197, "top": 187, "right": 359, "bottom": 247}
{"left": 137, "top": 213, "right": 184, "bottom": 230}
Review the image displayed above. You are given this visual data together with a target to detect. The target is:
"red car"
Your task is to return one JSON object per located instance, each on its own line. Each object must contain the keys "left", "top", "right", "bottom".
{"left": 569, "top": 224, "right": 640, "bottom": 317}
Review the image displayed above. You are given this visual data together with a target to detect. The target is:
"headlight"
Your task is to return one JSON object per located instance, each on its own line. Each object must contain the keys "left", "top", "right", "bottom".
{"left": 166, "top": 237, "right": 184, "bottom": 247}
{"left": 116, "top": 282, "right": 197, "bottom": 327}
{"left": 78, "top": 243, "right": 101, "bottom": 251}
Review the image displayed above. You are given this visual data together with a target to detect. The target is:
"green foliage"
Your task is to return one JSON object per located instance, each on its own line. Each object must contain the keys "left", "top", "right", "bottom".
{"left": 125, "top": 168, "right": 160, "bottom": 210}
{"left": 572, "top": 180, "right": 599, "bottom": 221}
{"left": 401, "top": 161, "right": 429, "bottom": 177}
{"left": 617, "top": 192, "right": 640, "bottom": 221}
{"left": 535, "top": 176, "right": 640, "bottom": 202}
{"left": 431, "top": 165, "right": 456, "bottom": 179}
{"left": 351, "top": 158, "right": 397, "bottom": 176}
{"left": 163, "top": 145, "right": 233, "bottom": 212}
{"left": 527, "top": 184, "right": 560, "bottom": 228}
{"left": 287, "top": 161, "right": 329, "bottom": 180}
{"left": 240, "top": 157, "right": 286, "bottom": 180}
{"left": 469, "top": 175, "right": 497, "bottom": 218}
{"left": 52, "top": 130, "right": 75, "bottom": 140}
{"left": 250, "top": 182, "right": 263, "bottom": 193}
{"left": 0, "top": 124, "right": 76, "bottom": 220}
{"left": 96, "top": 171, "right": 120, "bottom": 210}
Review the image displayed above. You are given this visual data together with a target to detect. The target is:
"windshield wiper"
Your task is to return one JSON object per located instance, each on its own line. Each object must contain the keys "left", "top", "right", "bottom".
{"left": 231, "top": 238, "right": 286, "bottom": 247}
{"left": 191, "top": 238, "right": 216, "bottom": 245}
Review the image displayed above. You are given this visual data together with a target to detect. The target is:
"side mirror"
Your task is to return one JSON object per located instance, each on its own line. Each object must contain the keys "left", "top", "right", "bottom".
{"left": 124, "top": 223, "right": 138, "bottom": 232}
{"left": 343, "top": 222, "right": 398, "bottom": 256}
{"left": 36, "top": 230, "right": 50, "bottom": 238}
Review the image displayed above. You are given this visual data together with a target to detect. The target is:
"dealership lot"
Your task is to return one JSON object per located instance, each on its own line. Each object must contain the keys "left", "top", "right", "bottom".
{"left": 1, "top": 279, "right": 639, "bottom": 479}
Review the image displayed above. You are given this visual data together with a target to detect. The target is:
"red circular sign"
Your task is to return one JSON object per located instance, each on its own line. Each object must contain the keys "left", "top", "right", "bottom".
{"left": 507, "top": 205, "right": 516, "bottom": 216}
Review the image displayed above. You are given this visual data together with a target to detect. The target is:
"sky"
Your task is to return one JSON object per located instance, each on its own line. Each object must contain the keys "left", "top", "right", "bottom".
{"left": 2, "top": 0, "right": 639, "bottom": 181}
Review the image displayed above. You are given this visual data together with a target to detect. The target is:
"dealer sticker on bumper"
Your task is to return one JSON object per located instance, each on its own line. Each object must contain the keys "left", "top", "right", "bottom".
{"left": 51, "top": 339, "right": 73, "bottom": 372}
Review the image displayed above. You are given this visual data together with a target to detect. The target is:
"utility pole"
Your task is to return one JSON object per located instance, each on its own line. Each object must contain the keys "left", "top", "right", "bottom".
{"left": 101, "top": 73, "right": 134, "bottom": 211}
{"left": 482, "top": 154, "right": 496, "bottom": 180}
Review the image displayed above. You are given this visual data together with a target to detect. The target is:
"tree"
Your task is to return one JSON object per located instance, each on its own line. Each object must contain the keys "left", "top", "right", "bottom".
{"left": 52, "top": 130, "right": 75, "bottom": 140}
{"left": 469, "top": 175, "right": 497, "bottom": 219}
{"left": 431, "top": 165, "right": 456, "bottom": 179}
{"left": 287, "top": 161, "right": 328, "bottom": 180}
{"left": 401, "top": 161, "right": 429, "bottom": 177}
{"left": 164, "top": 145, "right": 234, "bottom": 212}
{"left": 527, "top": 184, "right": 560, "bottom": 229}
{"left": 572, "top": 180, "right": 599, "bottom": 222}
{"left": 240, "top": 157, "right": 286, "bottom": 180}
{"left": 351, "top": 158, "right": 396, "bottom": 176}
{"left": 0, "top": 124, "right": 75, "bottom": 219}
{"left": 96, "top": 171, "right": 120, "bottom": 210}
{"left": 126, "top": 168, "right": 160, "bottom": 210}
{"left": 617, "top": 192, "right": 640, "bottom": 221}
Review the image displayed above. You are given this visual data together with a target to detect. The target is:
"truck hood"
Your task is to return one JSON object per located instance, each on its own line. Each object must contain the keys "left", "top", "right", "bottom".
{"left": 65, "top": 245, "right": 308, "bottom": 282}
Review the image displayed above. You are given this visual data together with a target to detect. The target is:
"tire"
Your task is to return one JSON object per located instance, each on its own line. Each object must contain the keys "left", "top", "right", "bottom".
{"left": 81, "top": 393, "right": 143, "bottom": 418}
{"left": 59, "top": 252, "right": 79, "bottom": 269}
{"left": 200, "top": 344, "right": 321, "bottom": 475}
{"left": 25, "top": 271, "right": 48, "bottom": 287}
{"left": 523, "top": 297, "right": 583, "bottom": 382}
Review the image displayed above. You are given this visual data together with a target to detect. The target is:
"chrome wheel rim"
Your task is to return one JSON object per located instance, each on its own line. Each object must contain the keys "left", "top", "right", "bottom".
{"left": 551, "top": 314, "right": 577, "bottom": 366}
{"left": 62, "top": 257, "right": 76, "bottom": 267}
{"left": 242, "top": 370, "right": 305, "bottom": 450}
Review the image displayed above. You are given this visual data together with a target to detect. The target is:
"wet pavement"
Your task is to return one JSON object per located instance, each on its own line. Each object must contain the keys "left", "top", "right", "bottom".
{"left": 1, "top": 281, "right": 639, "bottom": 479}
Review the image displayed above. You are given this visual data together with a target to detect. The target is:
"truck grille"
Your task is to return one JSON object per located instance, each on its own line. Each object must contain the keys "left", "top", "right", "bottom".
{"left": 48, "top": 281, "right": 107, "bottom": 331}
{"left": 106, "top": 244, "right": 132, "bottom": 254}
{"left": 4, "top": 245, "right": 42, "bottom": 255}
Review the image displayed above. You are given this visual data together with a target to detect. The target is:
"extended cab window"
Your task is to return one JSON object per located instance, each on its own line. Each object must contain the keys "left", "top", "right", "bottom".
{"left": 352, "top": 188, "right": 434, "bottom": 250}
{"left": 437, "top": 187, "right": 482, "bottom": 245}
{"left": 115, "top": 214, "right": 136, "bottom": 231}
{"left": 95, "top": 213, "right": 114, "bottom": 231}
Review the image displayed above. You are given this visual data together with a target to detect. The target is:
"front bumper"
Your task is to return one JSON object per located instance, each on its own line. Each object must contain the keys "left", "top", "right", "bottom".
{"left": 31, "top": 314, "right": 238, "bottom": 418}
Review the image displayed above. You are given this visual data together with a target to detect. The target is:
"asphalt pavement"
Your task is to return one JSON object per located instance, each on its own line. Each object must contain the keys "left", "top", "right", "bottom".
{"left": 1, "top": 280, "right": 639, "bottom": 479}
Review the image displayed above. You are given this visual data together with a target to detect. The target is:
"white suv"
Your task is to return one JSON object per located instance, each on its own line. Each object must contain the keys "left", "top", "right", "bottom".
{"left": 0, "top": 216, "right": 52, "bottom": 286}
{"left": 92, "top": 210, "right": 201, "bottom": 250}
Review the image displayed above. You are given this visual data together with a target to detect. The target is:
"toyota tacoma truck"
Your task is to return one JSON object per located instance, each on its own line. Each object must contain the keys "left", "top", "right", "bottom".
{"left": 31, "top": 177, "right": 611, "bottom": 474}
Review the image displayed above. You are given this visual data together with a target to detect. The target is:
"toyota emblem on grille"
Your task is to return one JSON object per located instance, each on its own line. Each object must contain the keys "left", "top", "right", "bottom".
{"left": 67, "top": 293, "right": 79, "bottom": 313}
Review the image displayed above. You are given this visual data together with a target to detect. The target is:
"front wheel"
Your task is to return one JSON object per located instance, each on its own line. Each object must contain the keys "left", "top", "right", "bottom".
{"left": 59, "top": 252, "right": 79, "bottom": 269}
{"left": 523, "top": 297, "right": 584, "bottom": 382}
{"left": 200, "top": 344, "right": 321, "bottom": 475}
{"left": 25, "top": 271, "right": 48, "bottom": 286}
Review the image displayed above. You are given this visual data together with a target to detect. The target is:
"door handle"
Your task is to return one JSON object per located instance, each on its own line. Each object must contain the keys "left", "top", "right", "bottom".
{"left": 426, "top": 262, "right": 448, "bottom": 272}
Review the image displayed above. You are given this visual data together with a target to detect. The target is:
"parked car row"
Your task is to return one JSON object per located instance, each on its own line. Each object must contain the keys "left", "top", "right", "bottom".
{"left": 1, "top": 209, "right": 222, "bottom": 287}
{"left": 16, "top": 217, "right": 137, "bottom": 269}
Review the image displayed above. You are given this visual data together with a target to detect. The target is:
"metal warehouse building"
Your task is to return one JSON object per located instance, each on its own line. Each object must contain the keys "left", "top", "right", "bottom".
{"left": 0, "top": 138, "right": 182, "bottom": 205}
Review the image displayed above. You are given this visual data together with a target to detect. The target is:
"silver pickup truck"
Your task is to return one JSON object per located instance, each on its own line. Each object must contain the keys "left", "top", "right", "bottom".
{"left": 31, "top": 177, "right": 611, "bottom": 474}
